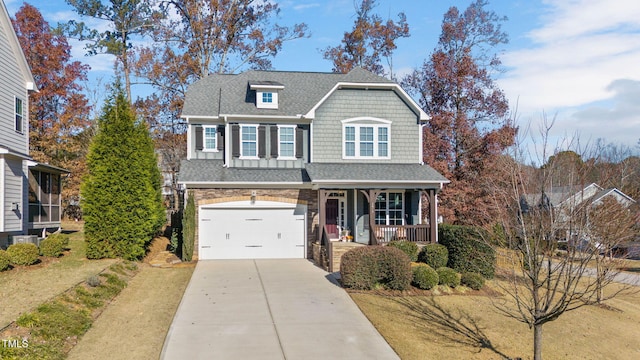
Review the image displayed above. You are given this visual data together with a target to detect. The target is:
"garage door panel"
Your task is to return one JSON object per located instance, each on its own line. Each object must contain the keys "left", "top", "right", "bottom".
{"left": 199, "top": 207, "right": 305, "bottom": 260}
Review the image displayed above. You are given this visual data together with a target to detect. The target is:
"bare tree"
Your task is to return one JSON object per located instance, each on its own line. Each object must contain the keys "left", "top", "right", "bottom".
{"left": 490, "top": 118, "right": 637, "bottom": 360}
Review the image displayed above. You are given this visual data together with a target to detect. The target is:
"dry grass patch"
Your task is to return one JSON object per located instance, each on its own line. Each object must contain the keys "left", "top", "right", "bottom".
{"left": 67, "top": 264, "right": 194, "bottom": 360}
{"left": 0, "top": 224, "right": 116, "bottom": 329}
{"left": 351, "top": 281, "right": 640, "bottom": 360}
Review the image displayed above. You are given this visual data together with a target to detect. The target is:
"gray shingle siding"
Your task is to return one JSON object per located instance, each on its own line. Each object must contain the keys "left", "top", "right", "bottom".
{"left": 312, "top": 89, "right": 420, "bottom": 163}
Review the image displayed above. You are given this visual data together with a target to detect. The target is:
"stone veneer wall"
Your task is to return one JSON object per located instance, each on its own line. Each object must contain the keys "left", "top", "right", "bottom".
{"left": 191, "top": 188, "right": 318, "bottom": 260}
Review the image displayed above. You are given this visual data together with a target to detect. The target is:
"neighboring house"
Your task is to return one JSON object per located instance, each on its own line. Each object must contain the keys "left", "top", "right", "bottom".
{"left": 178, "top": 67, "right": 449, "bottom": 264}
{"left": 521, "top": 182, "right": 636, "bottom": 243}
{"left": 0, "top": 0, "right": 67, "bottom": 248}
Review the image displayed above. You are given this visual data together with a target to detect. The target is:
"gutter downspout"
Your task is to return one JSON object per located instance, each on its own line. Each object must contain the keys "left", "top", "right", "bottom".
{"left": 185, "top": 117, "right": 191, "bottom": 160}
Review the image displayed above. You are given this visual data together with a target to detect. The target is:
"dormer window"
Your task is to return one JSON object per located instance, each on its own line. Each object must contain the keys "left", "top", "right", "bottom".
{"left": 250, "top": 81, "right": 284, "bottom": 109}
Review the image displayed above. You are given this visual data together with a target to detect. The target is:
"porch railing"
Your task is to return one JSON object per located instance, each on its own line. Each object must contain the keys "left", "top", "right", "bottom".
{"left": 373, "top": 224, "right": 431, "bottom": 243}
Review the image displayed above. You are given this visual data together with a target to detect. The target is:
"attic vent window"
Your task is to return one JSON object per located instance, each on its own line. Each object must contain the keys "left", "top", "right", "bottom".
{"left": 250, "top": 81, "right": 284, "bottom": 109}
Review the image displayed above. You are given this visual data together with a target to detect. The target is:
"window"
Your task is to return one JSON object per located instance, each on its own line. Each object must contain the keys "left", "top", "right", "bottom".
{"left": 262, "top": 92, "right": 273, "bottom": 103}
{"left": 342, "top": 120, "right": 391, "bottom": 159}
{"left": 279, "top": 126, "right": 295, "bottom": 158}
{"left": 241, "top": 125, "right": 258, "bottom": 157}
{"left": 375, "top": 192, "right": 404, "bottom": 225}
{"left": 15, "top": 97, "right": 24, "bottom": 133}
{"left": 203, "top": 126, "right": 217, "bottom": 151}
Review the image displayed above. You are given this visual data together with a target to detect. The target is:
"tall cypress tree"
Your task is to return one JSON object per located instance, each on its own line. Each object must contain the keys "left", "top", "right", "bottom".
{"left": 81, "top": 85, "right": 165, "bottom": 260}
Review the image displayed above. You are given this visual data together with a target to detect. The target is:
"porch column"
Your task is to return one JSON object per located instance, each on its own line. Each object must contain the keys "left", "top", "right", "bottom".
{"left": 360, "top": 189, "right": 382, "bottom": 245}
{"left": 428, "top": 189, "right": 437, "bottom": 243}
{"left": 318, "top": 190, "right": 331, "bottom": 244}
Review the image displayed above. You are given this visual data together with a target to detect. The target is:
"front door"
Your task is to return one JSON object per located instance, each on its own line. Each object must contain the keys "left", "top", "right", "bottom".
{"left": 326, "top": 199, "right": 339, "bottom": 238}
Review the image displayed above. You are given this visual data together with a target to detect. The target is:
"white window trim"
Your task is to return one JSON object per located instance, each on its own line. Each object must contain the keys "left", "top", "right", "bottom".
{"left": 240, "top": 125, "right": 259, "bottom": 159}
{"left": 341, "top": 117, "right": 391, "bottom": 159}
{"left": 257, "top": 90, "right": 278, "bottom": 109}
{"left": 375, "top": 191, "right": 405, "bottom": 225}
{"left": 15, "top": 96, "right": 24, "bottom": 134}
{"left": 202, "top": 125, "right": 219, "bottom": 152}
{"left": 277, "top": 125, "right": 296, "bottom": 160}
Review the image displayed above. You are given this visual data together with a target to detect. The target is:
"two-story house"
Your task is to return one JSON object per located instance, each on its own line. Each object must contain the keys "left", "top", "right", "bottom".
{"left": 178, "top": 68, "right": 449, "bottom": 266}
{"left": 0, "top": 0, "right": 67, "bottom": 248}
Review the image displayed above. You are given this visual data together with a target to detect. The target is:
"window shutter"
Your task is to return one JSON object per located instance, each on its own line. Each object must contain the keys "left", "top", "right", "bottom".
{"left": 295, "top": 126, "right": 304, "bottom": 159}
{"left": 258, "top": 125, "right": 266, "bottom": 158}
{"left": 195, "top": 126, "right": 203, "bottom": 150}
{"left": 231, "top": 124, "right": 240, "bottom": 158}
{"left": 216, "top": 125, "right": 224, "bottom": 151}
{"left": 270, "top": 126, "right": 279, "bottom": 158}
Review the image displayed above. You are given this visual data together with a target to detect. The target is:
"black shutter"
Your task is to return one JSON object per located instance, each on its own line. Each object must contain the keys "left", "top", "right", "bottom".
{"left": 270, "top": 126, "right": 279, "bottom": 158}
{"left": 195, "top": 126, "right": 203, "bottom": 150}
{"left": 231, "top": 124, "right": 240, "bottom": 158}
{"left": 258, "top": 125, "right": 266, "bottom": 158}
{"left": 216, "top": 125, "right": 224, "bottom": 151}
{"left": 295, "top": 126, "right": 304, "bottom": 159}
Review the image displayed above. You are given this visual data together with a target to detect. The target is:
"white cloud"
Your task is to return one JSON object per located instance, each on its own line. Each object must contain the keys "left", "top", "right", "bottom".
{"left": 498, "top": 0, "right": 640, "bottom": 149}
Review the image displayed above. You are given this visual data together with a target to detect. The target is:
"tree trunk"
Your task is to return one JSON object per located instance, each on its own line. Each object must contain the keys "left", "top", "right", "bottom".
{"left": 534, "top": 324, "right": 543, "bottom": 360}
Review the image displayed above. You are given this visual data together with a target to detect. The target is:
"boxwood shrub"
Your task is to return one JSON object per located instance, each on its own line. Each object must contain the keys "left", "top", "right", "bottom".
{"left": 0, "top": 249, "right": 10, "bottom": 271}
{"left": 340, "top": 246, "right": 412, "bottom": 290}
{"left": 418, "top": 243, "right": 448, "bottom": 269}
{"left": 7, "top": 243, "right": 39, "bottom": 266}
{"left": 438, "top": 224, "right": 496, "bottom": 279}
{"left": 388, "top": 241, "right": 419, "bottom": 262}
{"left": 40, "top": 235, "right": 66, "bottom": 257}
{"left": 412, "top": 264, "right": 439, "bottom": 290}
{"left": 461, "top": 272, "right": 485, "bottom": 290}
{"left": 436, "top": 267, "right": 461, "bottom": 287}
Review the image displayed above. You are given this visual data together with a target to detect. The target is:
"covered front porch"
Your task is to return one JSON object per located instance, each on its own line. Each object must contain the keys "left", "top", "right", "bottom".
{"left": 305, "top": 163, "right": 449, "bottom": 272}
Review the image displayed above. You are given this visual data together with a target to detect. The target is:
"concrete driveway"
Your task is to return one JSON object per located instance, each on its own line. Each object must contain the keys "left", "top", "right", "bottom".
{"left": 161, "top": 259, "right": 399, "bottom": 360}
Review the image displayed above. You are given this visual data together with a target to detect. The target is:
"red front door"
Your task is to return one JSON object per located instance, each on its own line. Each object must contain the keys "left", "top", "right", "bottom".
{"left": 326, "top": 199, "right": 339, "bottom": 238}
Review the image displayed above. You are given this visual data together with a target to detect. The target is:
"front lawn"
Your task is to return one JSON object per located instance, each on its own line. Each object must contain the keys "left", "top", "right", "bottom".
{"left": 350, "top": 280, "right": 640, "bottom": 359}
{"left": 0, "top": 224, "right": 116, "bottom": 328}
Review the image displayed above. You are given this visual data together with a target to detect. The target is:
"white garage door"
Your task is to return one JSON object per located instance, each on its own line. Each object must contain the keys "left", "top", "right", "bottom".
{"left": 199, "top": 204, "right": 306, "bottom": 260}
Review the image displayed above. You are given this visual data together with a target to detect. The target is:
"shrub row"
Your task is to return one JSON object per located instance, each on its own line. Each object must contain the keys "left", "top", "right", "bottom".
{"left": 341, "top": 246, "right": 412, "bottom": 290}
{"left": 0, "top": 234, "right": 71, "bottom": 270}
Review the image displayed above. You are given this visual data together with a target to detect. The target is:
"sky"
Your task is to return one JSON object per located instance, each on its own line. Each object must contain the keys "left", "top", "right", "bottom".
{"left": 5, "top": 0, "right": 640, "bottom": 157}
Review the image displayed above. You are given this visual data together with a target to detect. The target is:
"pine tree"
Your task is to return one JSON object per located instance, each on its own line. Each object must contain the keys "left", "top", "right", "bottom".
{"left": 81, "top": 85, "right": 165, "bottom": 260}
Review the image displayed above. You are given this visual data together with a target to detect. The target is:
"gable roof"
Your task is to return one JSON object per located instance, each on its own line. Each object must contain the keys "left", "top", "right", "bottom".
{"left": 182, "top": 67, "right": 427, "bottom": 121}
{"left": 0, "top": 0, "right": 36, "bottom": 91}
{"left": 523, "top": 183, "right": 635, "bottom": 209}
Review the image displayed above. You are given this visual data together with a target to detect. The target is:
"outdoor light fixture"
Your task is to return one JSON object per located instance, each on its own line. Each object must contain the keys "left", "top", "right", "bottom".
{"left": 11, "top": 202, "right": 19, "bottom": 211}
{"left": 251, "top": 190, "right": 256, "bottom": 204}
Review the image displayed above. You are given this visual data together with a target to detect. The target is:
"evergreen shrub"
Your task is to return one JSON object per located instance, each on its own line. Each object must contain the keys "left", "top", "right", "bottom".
{"left": 0, "top": 250, "right": 10, "bottom": 271}
{"left": 340, "top": 246, "right": 412, "bottom": 290}
{"left": 461, "top": 272, "right": 485, "bottom": 290}
{"left": 439, "top": 224, "right": 496, "bottom": 279}
{"left": 436, "top": 267, "right": 461, "bottom": 287}
{"left": 40, "top": 235, "right": 66, "bottom": 257}
{"left": 388, "top": 241, "right": 419, "bottom": 262}
{"left": 7, "top": 243, "right": 39, "bottom": 266}
{"left": 412, "top": 264, "right": 439, "bottom": 290}
{"left": 418, "top": 243, "right": 449, "bottom": 269}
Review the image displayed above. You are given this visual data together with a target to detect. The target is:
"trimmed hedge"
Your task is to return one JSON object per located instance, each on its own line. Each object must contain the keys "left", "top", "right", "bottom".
{"left": 461, "top": 272, "right": 485, "bottom": 290}
{"left": 0, "top": 249, "right": 10, "bottom": 271}
{"left": 436, "top": 267, "right": 461, "bottom": 287}
{"left": 40, "top": 234, "right": 67, "bottom": 257}
{"left": 7, "top": 243, "right": 39, "bottom": 266}
{"left": 412, "top": 264, "right": 439, "bottom": 290}
{"left": 438, "top": 224, "right": 496, "bottom": 279}
{"left": 418, "top": 244, "right": 449, "bottom": 269}
{"left": 388, "top": 241, "right": 419, "bottom": 262}
{"left": 340, "top": 246, "right": 412, "bottom": 290}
